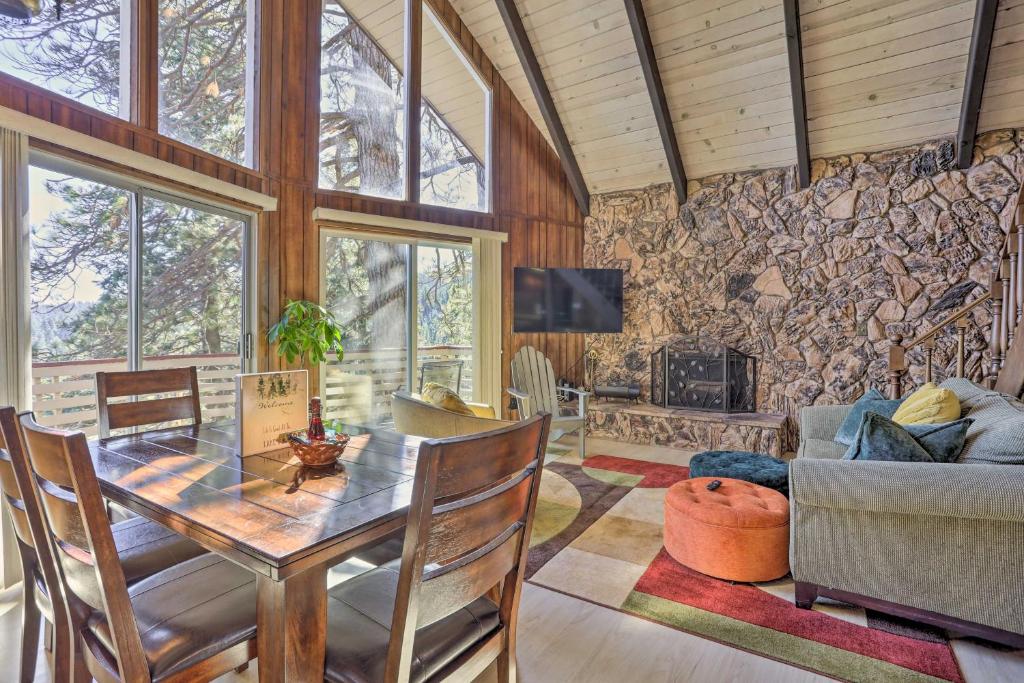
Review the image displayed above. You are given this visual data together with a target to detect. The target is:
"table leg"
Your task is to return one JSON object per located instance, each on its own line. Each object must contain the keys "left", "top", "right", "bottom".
{"left": 257, "top": 564, "right": 327, "bottom": 682}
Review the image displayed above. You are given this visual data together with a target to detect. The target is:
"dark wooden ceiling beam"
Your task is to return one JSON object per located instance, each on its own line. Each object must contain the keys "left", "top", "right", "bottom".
{"left": 494, "top": 0, "right": 590, "bottom": 215}
{"left": 782, "top": 0, "right": 810, "bottom": 188}
{"left": 957, "top": 0, "right": 999, "bottom": 169}
{"left": 623, "top": 0, "right": 687, "bottom": 203}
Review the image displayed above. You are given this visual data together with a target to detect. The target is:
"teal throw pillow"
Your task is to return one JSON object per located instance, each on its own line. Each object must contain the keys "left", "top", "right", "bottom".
{"left": 904, "top": 418, "right": 974, "bottom": 463}
{"left": 834, "top": 388, "right": 903, "bottom": 446}
{"left": 842, "top": 412, "right": 974, "bottom": 463}
{"left": 842, "top": 412, "right": 933, "bottom": 462}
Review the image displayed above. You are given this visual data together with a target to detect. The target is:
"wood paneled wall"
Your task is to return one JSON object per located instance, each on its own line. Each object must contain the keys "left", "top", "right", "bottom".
{"left": 0, "top": 0, "right": 585, "bottom": 409}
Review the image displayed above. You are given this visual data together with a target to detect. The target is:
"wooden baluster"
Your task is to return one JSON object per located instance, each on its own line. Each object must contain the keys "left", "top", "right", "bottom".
{"left": 923, "top": 337, "right": 935, "bottom": 384}
{"left": 990, "top": 278, "right": 1004, "bottom": 384}
{"left": 1001, "top": 259, "right": 1012, "bottom": 366}
{"left": 1017, "top": 228, "right": 1024, "bottom": 324}
{"left": 887, "top": 334, "right": 905, "bottom": 400}
{"left": 1007, "top": 243, "right": 1018, "bottom": 348}
{"left": 956, "top": 317, "right": 968, "bottom": 378}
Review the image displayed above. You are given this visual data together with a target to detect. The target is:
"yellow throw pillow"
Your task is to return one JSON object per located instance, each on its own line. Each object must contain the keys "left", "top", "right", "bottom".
{"left": 891, "top": 382, "right": 961, "bottom": 425}
{"left": 421, "top": 382, "right": 475, "bottom": 416}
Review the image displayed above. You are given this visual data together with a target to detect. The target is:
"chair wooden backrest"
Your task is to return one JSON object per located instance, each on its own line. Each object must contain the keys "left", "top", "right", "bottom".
{"left": 384, "top": 412, "right": 551, "bottom": 681}
{"left": 510, "top": 345, "right": 559, "bottom": 415}
{"left": 95, "top": 366, "right": 202, "bottom": 438}
{"left": 17, "top": 412, "right": 152, "bottom": 682}
{"left": 0, "top": 407, "right": 73, "bottom": 680}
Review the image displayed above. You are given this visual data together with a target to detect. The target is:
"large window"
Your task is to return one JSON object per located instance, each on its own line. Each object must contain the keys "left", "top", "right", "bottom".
{"left": 317, "top": 0, "right": 490, "bottom": 210}
{"left": 29, "top": 156, "right": 253, "bottom": 435}
{"left": 158, "top": 0, "right": 253, "bottom": 165}
{"left": 0, "top": 0, "right": 128, "bottom": 117}
{"left": 319, "top": 0, "right": 406, "bottom": 199}
{"left": 320, "top": 229, "right": 473, "bottom": 427}
{"left": 419, "top": 6, "right": 488, "bottom": 211}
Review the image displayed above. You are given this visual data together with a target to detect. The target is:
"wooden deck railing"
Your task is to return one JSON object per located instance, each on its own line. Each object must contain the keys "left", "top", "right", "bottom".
{"left": 32, "top": 352, "right": 242, "bottom": 437}
{"left": 322, "top": 345, "right": 473, "bottom": 425}
{"left": 32, "top": 346, "right": 474, "bottom": 436}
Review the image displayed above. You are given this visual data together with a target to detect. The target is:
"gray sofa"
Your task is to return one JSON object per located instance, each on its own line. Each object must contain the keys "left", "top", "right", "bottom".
{"left": 790, "top": 378, "right": 1024, "bottom": 646}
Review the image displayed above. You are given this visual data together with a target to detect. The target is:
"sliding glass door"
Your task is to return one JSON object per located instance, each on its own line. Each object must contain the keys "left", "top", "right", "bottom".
{"left": 139, "top": 194, "right": 248, "bottom": 425}
{"left": 320, "top": 229, "right": 473, "bottom": 428}
{"left": 28, "top": 156, "right": 253, "bottom": 435}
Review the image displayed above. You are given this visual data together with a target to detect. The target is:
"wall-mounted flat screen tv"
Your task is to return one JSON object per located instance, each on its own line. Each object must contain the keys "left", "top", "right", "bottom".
{"left": 513, "top": 267, "right": 623, "bottom": 333}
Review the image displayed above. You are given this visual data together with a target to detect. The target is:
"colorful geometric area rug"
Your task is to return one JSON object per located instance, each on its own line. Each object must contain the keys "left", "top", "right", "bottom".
{"left": 527, "top": 453, "right": 965, "bottom": 683}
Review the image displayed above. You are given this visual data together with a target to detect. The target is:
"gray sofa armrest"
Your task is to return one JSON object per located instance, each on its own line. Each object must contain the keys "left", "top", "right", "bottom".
{"left": 789, "top": 458, "right": 1024, "bottom": 634}
{"left": 790, "top": 459, "right": 1024, "bottom": 522}
{"left": 799, "top": 405, "right": 853, "bottom": 443}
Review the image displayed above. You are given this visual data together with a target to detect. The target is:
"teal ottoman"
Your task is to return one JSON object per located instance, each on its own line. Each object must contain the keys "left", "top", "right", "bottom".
{"left": 688, "top": 450, "right": 789, "bottom": 497}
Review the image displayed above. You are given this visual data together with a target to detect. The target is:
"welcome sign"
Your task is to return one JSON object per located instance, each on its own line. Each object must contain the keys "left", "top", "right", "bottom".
{"left": 235, "top": 370, "right": 309, "bottom": 457}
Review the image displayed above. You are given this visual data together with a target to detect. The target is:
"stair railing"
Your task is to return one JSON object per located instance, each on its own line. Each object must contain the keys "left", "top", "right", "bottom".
{"left": 887, "top": 199, "right": 1024, "bottom": 400}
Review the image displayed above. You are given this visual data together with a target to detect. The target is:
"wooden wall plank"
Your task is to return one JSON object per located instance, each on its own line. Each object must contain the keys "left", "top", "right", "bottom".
{"left": 0, "top": 0, "right": 585, "bottom": 403}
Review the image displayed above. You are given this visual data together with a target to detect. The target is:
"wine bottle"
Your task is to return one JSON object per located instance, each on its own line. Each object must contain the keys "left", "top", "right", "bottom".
{"left": 307, "top": 396, "right": 326, "bottom": 442}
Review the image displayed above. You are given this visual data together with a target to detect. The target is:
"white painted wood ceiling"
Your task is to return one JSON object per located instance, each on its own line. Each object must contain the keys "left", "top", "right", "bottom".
{"left": 447, "top": 0, "right": 1024, "bottom": 195}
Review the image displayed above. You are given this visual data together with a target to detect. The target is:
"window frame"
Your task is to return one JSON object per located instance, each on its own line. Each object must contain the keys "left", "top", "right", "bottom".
{"left": 28, "top": 148, "right": 259, "bottom": 375}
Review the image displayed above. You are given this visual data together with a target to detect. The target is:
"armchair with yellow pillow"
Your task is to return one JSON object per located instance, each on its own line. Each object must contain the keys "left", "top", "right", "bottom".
{"left": 391, "top": 384, "right": 511, "bottom": 438}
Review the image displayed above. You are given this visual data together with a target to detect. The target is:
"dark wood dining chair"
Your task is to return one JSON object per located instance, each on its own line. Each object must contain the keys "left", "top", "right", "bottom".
{"left": 95, "top": 366, "right": 202, "bottom": 438}
{"left": 322, "top": 412, "right": 552, "bottom": 682}
{"left": 0, "top": 407, "right": 69, "bottom": 683}
{"left": 15, "top": 411, "right": 258, "bottom": 683}
{"left": 1, "top": 407, "right": 216, "bottom": 681}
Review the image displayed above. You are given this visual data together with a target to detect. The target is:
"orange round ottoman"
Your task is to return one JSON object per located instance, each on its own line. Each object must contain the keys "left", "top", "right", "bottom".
{"left": 664, "top": 477, "right": 790, "bottom": 582}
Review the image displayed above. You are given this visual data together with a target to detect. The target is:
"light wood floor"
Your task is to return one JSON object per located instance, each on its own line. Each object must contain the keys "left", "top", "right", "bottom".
{"left": 2, "top": 436, "right": 1022, "bottom": 682}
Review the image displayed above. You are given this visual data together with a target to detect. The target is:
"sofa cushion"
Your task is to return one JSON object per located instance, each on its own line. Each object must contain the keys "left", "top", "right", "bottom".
{"left": 938, "top": 377, "right": 992, "bottom": 410}
{"left": 959, "top": 393, "right": 1024, "bottom": 465}
{"left": 834, "top": 389, "right": 903, "bottom": 446}
{"left": 891, "top": 383, "right": 961, "bottom": 425}
{"left": 799, "top": 438, "right": 849, "bottom": 460}
{"left": 842, "top": 412, "right": 935, "bottom": 462}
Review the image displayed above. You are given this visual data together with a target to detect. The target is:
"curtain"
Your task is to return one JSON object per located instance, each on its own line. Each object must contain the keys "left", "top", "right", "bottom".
{"left": 0, "top": 126, "right": 30, "bottom": 588}
{"left": 472, "top": 236, "right": 502, "bottom": 413}
{"left": 0, "top": 126, "right": 30, "bottom": 410}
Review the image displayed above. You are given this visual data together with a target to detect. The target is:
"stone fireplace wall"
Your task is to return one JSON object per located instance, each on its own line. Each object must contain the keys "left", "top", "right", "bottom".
{"left": 584, "top": 131, "right": 1024, "bottom": 444}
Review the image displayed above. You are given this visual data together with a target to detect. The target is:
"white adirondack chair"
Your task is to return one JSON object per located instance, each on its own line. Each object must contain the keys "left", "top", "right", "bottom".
{"left": 509, "top": 345, "right": 589, "bottom": 458}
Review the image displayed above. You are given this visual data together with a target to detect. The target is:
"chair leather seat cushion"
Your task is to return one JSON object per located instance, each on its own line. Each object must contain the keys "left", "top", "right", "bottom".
{"left": 111, "top": 515, "right": 208, "bottom": 584}
{"left": 88, "top": 554, "right": 256, "bottom": 681}
{"left": 324, "top": 562, "right": 500, "bottom": 683}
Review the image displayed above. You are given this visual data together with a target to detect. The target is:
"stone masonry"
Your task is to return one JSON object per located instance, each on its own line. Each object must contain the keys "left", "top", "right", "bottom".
{"left": 584, "top": 131, "right": 1024, "bottom": 445}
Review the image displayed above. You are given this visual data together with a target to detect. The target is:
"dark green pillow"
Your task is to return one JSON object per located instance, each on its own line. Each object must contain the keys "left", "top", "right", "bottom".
{"left": 834, "top": 388, "right": 903, "bottom": 446}
{"left": 842, "top": 412, "right": 933, "bottom": 462}
{"left": 842, "top": 412, "right": 974, "bottom": 463}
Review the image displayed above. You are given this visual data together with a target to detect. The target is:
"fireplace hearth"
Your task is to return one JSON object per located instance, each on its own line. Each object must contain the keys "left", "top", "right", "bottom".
{"left": 650, "top": 337, "right": 757, "bottom": 413}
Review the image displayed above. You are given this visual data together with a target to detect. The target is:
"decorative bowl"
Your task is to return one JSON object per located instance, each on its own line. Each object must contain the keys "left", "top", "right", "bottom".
{"left": 287, "top": 432, "right": 350, "bottom": 467}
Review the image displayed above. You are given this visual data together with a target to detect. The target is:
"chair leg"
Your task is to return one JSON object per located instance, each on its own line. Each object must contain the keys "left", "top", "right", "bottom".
{"left": 497, "top": 647, "right": 516, "bottom": 683}
{"left": 577, "top": 428, "right": 585, "bottom": 460}
{"left": 19, "top": 577, "right": 41, "bottom": 683}
{"left": 71, "top": 637, "right": 91, "bottom": 683}
{"left": 44, "top": 619, "right": 53, "bottom": 653}
{"left": 51, "top": 614, "right": 72, "bottom": 683}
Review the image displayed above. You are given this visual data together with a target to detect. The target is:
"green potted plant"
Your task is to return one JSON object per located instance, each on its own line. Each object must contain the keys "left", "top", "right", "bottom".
{"left": 267, "top": 299, "right": 345, "bottom": 366}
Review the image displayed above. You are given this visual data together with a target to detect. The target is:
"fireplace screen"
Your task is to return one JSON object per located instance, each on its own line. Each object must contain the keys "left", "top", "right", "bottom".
{"left": 650, "top": 337, "right": 757, "bottom": 412}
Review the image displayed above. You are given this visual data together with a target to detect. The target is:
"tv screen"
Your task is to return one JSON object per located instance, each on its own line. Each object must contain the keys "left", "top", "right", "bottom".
{"left": 513, "top": 268, "right": 623, "bottom": 333}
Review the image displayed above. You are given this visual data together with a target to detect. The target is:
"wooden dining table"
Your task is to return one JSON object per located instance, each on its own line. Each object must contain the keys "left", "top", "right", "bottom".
{"left": 88, "top": 421, "right": 423, "bottom": 682}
